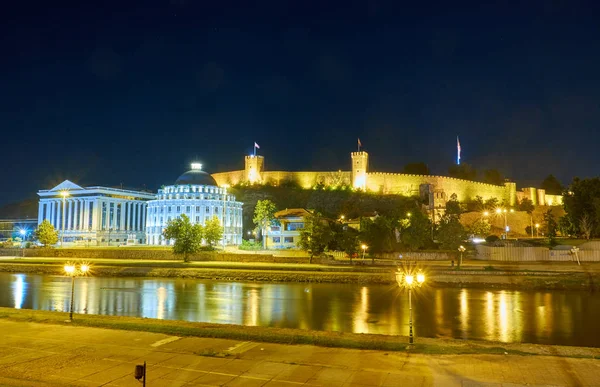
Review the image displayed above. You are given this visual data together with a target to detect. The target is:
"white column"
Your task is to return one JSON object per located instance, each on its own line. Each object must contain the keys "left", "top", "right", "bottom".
{"left": 142, "top": 204, "right": 147, "bottom": 231}
{"left": 92, "top": 199, "right": 100, "bottom": 231}
{"left": 38, "top": 201, "right": 44, "bottom": 225}
{"left": 137, "top": 203, "right": 142, "bottom": 231}
{"left": 130, "top": 202, "right": 136, "bottom": 231}
{"left": 73, "top": 199, "right": 81, "bottom": 231}
{"left": 120, "top": 202, "right": 126, "bottom": 231}
{"left": 126, "top": 202, "right": 131, "bottom": 231}
{"left": 66, "top": 200, "right": 73, "bottom": 230}
{"left": 56, "top": 199, "right": 61, "bottom": 230}
{"left": 50, "top": 201, "right": 56, "bottom": 228}
{"left": 78, "top": 199, "right": 84, "bottom": 231}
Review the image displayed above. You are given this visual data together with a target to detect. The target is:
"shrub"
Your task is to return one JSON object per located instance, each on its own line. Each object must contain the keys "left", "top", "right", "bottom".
{"left": 239, "top": 240, "right": 261, "bottom": 251}
{"left": 485, "top": 235, "right": 499, "bottom": 243}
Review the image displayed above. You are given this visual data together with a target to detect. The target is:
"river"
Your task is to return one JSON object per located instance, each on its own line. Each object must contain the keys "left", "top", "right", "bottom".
{"left": 1, "top": 272, "right": 598, "bottom": 347}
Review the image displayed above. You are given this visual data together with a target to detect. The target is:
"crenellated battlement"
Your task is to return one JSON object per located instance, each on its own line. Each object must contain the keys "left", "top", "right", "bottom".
{"left": 211, "top": 149, "right": 556, "bottom": 207}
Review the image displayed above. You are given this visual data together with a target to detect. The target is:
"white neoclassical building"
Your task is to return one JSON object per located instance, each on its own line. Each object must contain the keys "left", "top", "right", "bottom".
{"left": 145, "top": 163, "right": 243, "bottom": 246}
{"left": 37, "top": 180, "right": 155, "bottom": 246}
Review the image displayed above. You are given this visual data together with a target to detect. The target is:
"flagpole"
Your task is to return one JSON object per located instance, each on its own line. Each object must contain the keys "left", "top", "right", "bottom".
{"left": 254, "top": 144, "right": 256, "bottom": 157}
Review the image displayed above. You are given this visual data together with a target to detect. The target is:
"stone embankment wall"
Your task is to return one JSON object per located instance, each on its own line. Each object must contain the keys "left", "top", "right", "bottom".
{"left": 0, "top": 248, "right": 329, "bottom": 264}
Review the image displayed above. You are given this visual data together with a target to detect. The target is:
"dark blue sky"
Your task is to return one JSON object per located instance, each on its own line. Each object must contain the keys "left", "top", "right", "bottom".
{"left": 2, "top": 1, "right": 599, "bottom": 205}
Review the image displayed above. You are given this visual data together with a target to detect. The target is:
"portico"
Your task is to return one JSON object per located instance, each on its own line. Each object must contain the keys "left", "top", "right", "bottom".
{"left": 37, "top": 180, "right": 155, "bottom": 246}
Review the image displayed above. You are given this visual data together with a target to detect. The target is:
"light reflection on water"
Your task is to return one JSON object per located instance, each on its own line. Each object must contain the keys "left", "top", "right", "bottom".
{"left": 1, "top": 272, "right": 599, "bottom": 347}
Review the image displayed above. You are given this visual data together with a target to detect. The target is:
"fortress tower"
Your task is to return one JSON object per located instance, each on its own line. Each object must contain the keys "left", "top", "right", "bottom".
{"left": 245, "top": 155, "right": 264, "bottom": 184}
{"left": 351, "top": 151, "right": 369, "bottom": 190}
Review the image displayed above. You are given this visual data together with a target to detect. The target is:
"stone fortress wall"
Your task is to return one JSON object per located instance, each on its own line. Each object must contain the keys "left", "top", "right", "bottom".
{"left": 211, "top": 152, "right": 562, "bottom": 209}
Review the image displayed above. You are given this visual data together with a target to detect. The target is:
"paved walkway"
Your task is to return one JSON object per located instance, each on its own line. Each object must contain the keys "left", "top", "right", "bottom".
{"left": 0, "top": 321, "right": 598, "bottom": 386}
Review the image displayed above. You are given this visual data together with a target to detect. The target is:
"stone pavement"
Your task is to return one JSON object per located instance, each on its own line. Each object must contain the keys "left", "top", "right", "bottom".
{"left": 0, "top": 320, "right": 598, "bottom": 387}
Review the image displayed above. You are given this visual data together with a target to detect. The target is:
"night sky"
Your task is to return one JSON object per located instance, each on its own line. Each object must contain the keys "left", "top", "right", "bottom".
{"left": 2, "top": 1, "right": 599, "bottom": 206}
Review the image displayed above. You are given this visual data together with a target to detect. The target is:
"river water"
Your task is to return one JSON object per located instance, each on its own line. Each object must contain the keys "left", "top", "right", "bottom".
{"left": 1, "top": 273, "right": 598, "bottom": 347}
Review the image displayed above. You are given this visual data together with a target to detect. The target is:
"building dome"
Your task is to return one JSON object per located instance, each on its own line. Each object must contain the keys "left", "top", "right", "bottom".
{"left": 174, "top": 163, "right": 218, "bottom": 186}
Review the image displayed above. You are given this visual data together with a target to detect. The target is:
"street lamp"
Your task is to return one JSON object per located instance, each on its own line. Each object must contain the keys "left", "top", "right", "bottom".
{"left": 60, "top": 191, "right": 70, "bottom": 246}
{"left": 396, "top": 270, "right": 425, "bottom": 344}
{"left": 19, "top": 229, "right": 27, "bottom": 257}
{"left": 222, "top": 185, "right": 229, "bottom": 251}
{"left": 495, "top": 208, "right": 514, "bottom": 240}
{"left": 64, "top": 263, "right": 90, "bottom": 321}
{"left": 361, "top": 244, "right": 367, "bottom": 260}
{"left": 535, "top": 223, "right": 540, "bottom": 237}
{"left": 458, "top": 245, "right": 466, "bottom": 267}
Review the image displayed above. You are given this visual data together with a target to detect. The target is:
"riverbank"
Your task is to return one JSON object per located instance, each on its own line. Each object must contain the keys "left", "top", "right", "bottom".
{"left": 1, "top": 318, "right": 598, "bottom": 387}
{"left": 1, "top": 307, "right": 598, "bottom": 359}
{"left": 1, "top": 256, "right": 599, "bottom": 289}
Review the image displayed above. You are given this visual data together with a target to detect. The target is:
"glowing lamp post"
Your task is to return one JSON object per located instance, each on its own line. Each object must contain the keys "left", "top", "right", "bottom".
{"left": 535, "top": 223, "right": 540, "bottom": 237}
{"left": 361, "top": 244, "right": 367, "bottom": 260}
{"left": 458, "top": 245, "right": 466, "bottom": 268}
{"left": 222, "top": 184, "right": 229, "bottom": 251}
{"left": 495, "top": 208, "right": 514, "bottom": 240}
{"left": 396, "top": 270, "right": 425, "bottom": 344}
{"left": 19, "top": 229, "right": 27, "bottom": 257}
{"left": 64, "top": 263, "right": 90, "bottom": 321}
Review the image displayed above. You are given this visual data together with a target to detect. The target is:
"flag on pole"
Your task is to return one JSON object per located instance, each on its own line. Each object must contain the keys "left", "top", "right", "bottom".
{"left": 357, "top": 138, "right": 362, "bottom": 151}
{"left": 457, "top": 136, "right": 461, "bottom": 165}
{"left": 254, "top": 142, "right": 260, "bottom": 149}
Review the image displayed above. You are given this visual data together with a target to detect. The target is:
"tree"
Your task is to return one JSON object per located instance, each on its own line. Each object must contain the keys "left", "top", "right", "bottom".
{"left": 482, "top": 169, "right": 504, "bottom": 185}
{"left": 484, "top": 197, "right": 499, "bottom": 211}
{"left": 162, "top": 214, "right": 204, "bottom": 262}
{"left": 467, "top": 218, "right": 491, "bottom": 237}
{"left": 448, "top": 163, "right": 477, "bottom": 181}
{"left": 541, "top": 174, "right": 563, "bottom": 195}
{"left": 360, "top": 216, "right": 397, "bottom": 254}
{"left": 298, "top": 212, "right": 333, "bottom": 263}
{"left": 543, "top": 209, "right": 558, "bottom": 245}
{"left": 330, "top": 224, "right": 359, "bottom": 261}
{"left": 518, "top": 198, "right": 535, "bottom": 237}
{"left": 436, "top": 215, "right": 468, "bottom": 250}
{"left": 403, "top": 162, "right": 430, "bottom": 175}
{"left": 253, "top": 199, "right": 277, "bottom": 249}
{"left": 204, "top": 216, "right": 224, "bottom": 247}
{"left": 35, "top": 220, "right": 58, "bottom": 247}
{"left": 562, "top": 177, "right": 600, "bottom": 238}
{"left": 579, "top": 214, "right": 593, "bottom": 240}
{"left": 518, "top": 198, "right": 535, "bottom": 213}
{"left": 401, "top": 210, "right": 432, "bottom": 250}
{"left": 445, "top": 193, "right": 461, "bottom": 217}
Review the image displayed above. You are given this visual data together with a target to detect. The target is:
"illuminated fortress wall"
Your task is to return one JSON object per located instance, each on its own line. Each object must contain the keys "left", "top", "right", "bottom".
{"left": 211, "top": 151, "right": 558, "bottom": 208}
{"left": 366, "top": 173, "right": 513, "bottom": 204}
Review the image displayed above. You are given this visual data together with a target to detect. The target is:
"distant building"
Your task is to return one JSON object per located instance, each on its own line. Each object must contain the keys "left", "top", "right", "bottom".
{"left": 37, "top": 180, "right": 154, "bottom": 246}
{"left": 145, "top": 163, "right": 243, "bottom": 246}
{"left": 267, "top": 208, "right": 312, "bottom": 249}
{"left": 0, "top": 219, "right": 38, "bottom": 241}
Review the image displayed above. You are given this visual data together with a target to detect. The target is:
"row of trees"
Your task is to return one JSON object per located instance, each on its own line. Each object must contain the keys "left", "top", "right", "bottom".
{"left": 163, "top": 215, "right": 223, "bottom": 261}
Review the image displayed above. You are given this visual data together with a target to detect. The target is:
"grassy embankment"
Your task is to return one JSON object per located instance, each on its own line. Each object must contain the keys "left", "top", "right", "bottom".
{"left": 2, "top": 307, "right": 599, "bottom": 359}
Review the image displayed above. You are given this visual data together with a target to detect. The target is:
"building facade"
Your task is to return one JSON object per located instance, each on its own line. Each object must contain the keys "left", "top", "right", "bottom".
{"left": 37, "top": 180, "right": 154, "bottom": 246}
{"left": 266, "top": 208, "right": 311, "bottom": 249}
{"left": 145, "top": 163, "right": 243, "bottom": 246}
